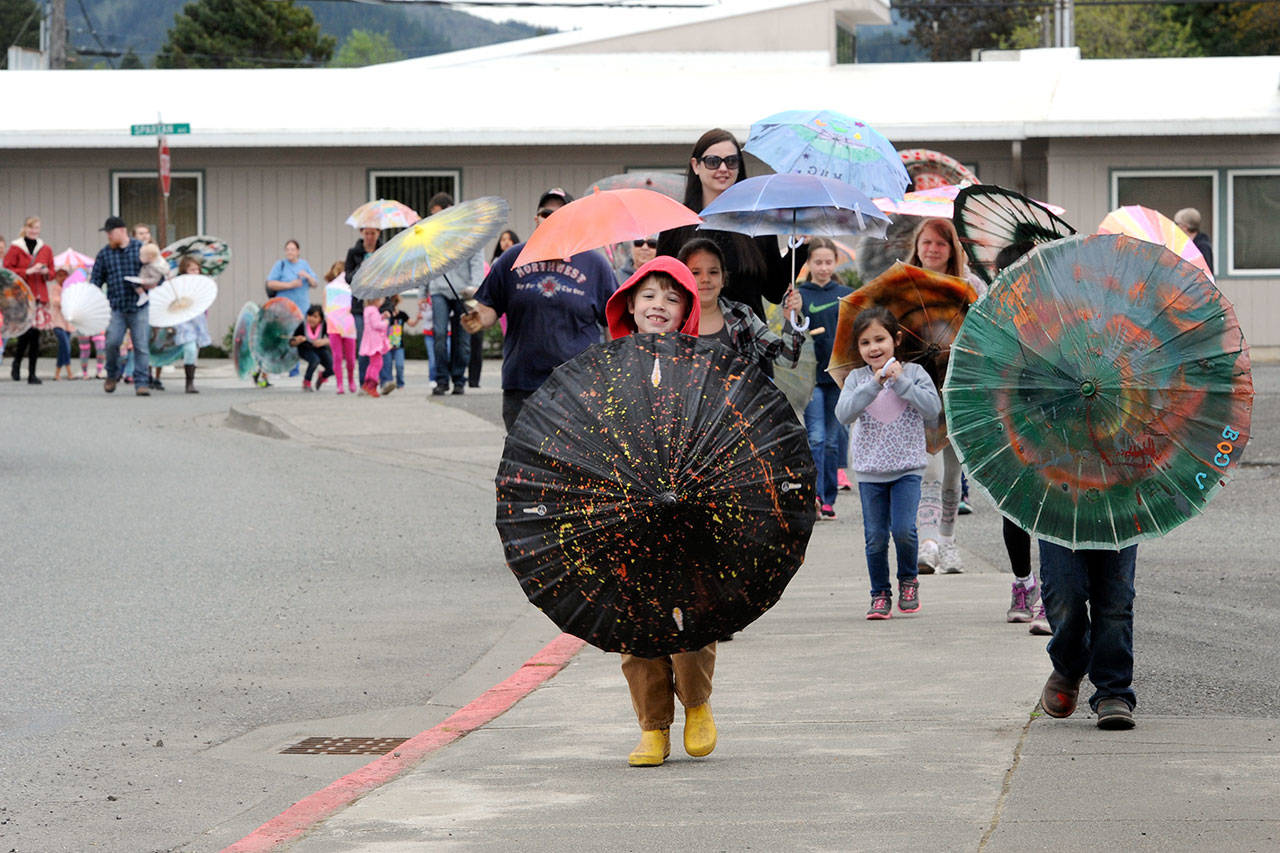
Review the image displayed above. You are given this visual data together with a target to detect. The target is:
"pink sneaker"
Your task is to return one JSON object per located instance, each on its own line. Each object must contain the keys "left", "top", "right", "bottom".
{"left": 837, "top": 469, "right": 853, "bottom": 491}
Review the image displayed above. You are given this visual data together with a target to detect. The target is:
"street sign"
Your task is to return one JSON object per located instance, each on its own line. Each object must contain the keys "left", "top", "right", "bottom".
{"left": 130, "top": 123, "right": 190, "bottom": 136}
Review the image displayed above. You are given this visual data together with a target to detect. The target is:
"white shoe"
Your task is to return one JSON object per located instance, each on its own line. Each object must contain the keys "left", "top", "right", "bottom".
{"left": 136, "top": 293, "right": 149, "bottom": 307}
{"left": 939, "top": 542, "right": 964, "bottom": 573}
{"left": 917, "top": 539, "right": 939, "bottom": 574}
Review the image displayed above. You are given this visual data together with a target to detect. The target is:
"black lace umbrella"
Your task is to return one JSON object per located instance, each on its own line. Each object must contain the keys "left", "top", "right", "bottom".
{"left": 496, "top": 334, "right": 816, "bottom": 657}
{"left": 953, "top": 184, "right": 1076, "bottom": 285}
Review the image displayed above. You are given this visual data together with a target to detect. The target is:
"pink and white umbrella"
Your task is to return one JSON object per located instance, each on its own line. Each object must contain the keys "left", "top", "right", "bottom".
{"left": 875, "top": 184, "right": 1067, "bottom": 219}
{"left": 345, "top": 199, "right": 420, "bottom": 230}
{"left": 53, "top": 247, "right": 95, "bottom": 274}
{"left": 1096, "top": 205, "right": 1213, "bottom": 282}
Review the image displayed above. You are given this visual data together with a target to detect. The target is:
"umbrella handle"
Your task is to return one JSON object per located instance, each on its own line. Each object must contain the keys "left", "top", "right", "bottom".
{"left": 789, "top": 309, "right": 810, "bottom": 332}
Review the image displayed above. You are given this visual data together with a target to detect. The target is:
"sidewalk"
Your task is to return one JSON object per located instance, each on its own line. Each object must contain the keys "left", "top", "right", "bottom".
{"left": 223, "top": 368, "right": 1280, "bottom": 853}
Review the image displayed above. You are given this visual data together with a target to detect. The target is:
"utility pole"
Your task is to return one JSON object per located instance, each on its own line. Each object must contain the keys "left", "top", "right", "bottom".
{"left": 49, "top": 0, "right": 67, "bottom": 69}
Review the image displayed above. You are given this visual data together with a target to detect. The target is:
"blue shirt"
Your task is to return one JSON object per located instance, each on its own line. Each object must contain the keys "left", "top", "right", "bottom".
{"left": 475, "top": 244, "right": 617, "bottom": 392}
{"left": 90, "top": 238, "right": 143, "bottom": 311}
{"left": 267, "top": 257, "right": 317, "bottom": 311}
{"left": 799, "top": 279, "right": 853, "bottom": 386}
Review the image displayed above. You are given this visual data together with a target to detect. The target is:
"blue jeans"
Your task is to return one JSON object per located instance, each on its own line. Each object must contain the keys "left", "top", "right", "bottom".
{"left": 804, "top": 384, "right": 842, "bottom": 506}
{"left": 105, "top": 308, "right": 150, "bottom": 387}
{"left": 857, "top": 474, "right": 922, "bottom": 595}
{"left": 432, "top": 293, "right": 470, "bottom": 388}
{"left": 390, "top": 347, "right": 405, "bottom": 386}
{"left": 54, "top": 328, "right": 72, "bottom": 367}
{"left": 1039, "top": 541, "right": 1138, "bottom": 711}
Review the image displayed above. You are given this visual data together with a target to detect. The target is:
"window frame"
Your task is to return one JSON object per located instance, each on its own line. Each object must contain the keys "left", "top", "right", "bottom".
{"left": 366, "top": 168, "right": 461, "bottom": 207}
{"left": 1226, "top": 168, "right": 1280, "bottom": 277}
{"left": 1109, "top": 167, "right": 1218, "bottom": 274}
{"left": 110, "top": 169, "right": 206, "bottom": 237}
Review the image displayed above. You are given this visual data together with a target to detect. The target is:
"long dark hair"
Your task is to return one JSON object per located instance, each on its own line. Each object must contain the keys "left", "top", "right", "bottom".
{"left": 492, "top": 229, "right": 520, "bottom": 261}
{"left": 681, "top": 128, "right": 749, "bottom": 210}
{"left": 852, "top": 306, "right": 902, "bottom": 351}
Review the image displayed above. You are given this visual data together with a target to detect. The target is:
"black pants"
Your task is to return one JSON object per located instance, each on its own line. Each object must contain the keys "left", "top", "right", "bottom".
{"left": 10, "top": 328, "right": 39, "bottom": 378}
{"left": 467, "top": 330, "right": 484, "bottom": 386}
{"left": 502, "top": 389, "right": 533, "bottom": 432}
{"left": 300, "top": 345, "right": 333, "bottom": 382}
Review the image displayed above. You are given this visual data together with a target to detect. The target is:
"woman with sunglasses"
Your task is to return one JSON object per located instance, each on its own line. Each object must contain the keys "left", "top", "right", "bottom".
{"left": 657, "top": 129, "right": 801, "bottom": 326}
{"left": 615, "top": 234, "right": 659, "bottom": 283}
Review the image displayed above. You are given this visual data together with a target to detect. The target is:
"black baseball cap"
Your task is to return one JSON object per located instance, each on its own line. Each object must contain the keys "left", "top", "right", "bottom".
{"left": 538, "top": 188, "right": 574, "bottom": 208}
{"left": 100, "top": 215, "right": 127, "bottom": 231}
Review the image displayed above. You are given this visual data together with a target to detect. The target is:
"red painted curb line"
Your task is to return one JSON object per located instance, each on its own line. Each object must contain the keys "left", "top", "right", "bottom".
{"left": 223, "top": 632, "right": 586, "bottom": 852}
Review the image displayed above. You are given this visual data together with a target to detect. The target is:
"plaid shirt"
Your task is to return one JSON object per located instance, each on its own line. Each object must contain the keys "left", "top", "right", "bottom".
{"left": 90, "top": 239, "right": 143, "bottom": 311}
{"left": 721, "top": 298, "right": 805, "bottom": 368}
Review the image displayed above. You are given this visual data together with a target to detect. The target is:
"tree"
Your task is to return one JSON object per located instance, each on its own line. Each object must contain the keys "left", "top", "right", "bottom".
{"left": 156, "top": 0, "right": 336, "bottom": 69}
{"left": 120, "top": 48, "right": 146, "bottom": 69}
{"left": 896, "top": 0, "right": 1039, "bottom": 61}
{"left": 331, "top": 29, "right": 404, "bottom": 67}
{"left": 0, "top": 0, "right": 41, "bottom": 63}
{"left": 1172, "top": 2, "right": 1280, "bottom": 55}
{"left": 1002, "top": 3, "right": 1202, "bottom": 58}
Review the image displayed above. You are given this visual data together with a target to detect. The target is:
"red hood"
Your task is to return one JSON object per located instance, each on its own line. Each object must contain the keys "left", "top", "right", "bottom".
{"left": 606, "top": 255, "right": 701, "bottom": 340}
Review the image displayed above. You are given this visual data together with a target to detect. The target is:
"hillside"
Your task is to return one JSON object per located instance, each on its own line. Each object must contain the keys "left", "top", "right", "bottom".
{"left": 68, "top": 0, "right": 545, "bottom": 66}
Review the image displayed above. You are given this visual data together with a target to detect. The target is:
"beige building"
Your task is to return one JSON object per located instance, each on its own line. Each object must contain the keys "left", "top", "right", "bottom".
{"left": 1, "top": 0, "right": 1277, "bottom": 352}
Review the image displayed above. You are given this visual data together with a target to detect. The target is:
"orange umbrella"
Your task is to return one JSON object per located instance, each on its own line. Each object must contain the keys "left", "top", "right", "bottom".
{"left": 514, "top": 188, "right": 701, "bottom": 267}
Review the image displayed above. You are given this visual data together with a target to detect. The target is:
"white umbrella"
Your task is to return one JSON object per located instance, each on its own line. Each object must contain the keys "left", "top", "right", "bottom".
{"left": 59, "top": 282, "right": 111, "bottom": 336}
{"left": 149, "top": 274, "right": 218, "bottom": 327}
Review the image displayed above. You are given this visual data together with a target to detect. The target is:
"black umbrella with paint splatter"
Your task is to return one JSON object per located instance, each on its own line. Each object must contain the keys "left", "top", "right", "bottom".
{"left": 496, "top": 333, "right": 816, "bottom": 657}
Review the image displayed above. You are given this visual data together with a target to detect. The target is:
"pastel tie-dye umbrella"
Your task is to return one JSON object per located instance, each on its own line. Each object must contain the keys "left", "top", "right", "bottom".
{"left": 1097, "top": 204, "right": 1213, "bottom": 282}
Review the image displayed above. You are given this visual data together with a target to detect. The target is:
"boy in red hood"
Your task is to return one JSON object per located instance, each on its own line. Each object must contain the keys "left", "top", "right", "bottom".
{"left": 603, "top": 255, "right": 718, "bottom": 768}
{"left": 605, "top": 255, "right": 701, "bottom": 340}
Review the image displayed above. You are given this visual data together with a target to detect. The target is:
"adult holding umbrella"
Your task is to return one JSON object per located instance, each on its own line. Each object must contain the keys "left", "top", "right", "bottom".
{"left": 656, "top": 129, "right": 799, "bottom": 323}
{"left": 3, "top": 216, "right": 54, "bottom": 384}
{"left": 89, "top": 215, "right": 149, "bottom": 394}
{"left": 461, "top": 188, "right": 618, "bottom": 431}
{"left": 344, "top": 206, "right": 403, "bottom": 392}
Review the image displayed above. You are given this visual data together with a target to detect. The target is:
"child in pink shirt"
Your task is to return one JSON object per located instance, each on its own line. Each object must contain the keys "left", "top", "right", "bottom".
{"left": 358, "top": 296, "right": 391, "bottom": 397}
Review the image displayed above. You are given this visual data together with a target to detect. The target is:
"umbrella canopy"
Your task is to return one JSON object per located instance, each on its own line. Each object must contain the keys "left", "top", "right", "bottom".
{"left": 496, "top": 333, "right": 816, "bottom": 657}
{"left": 60, "top": 282, "right": 111, "bottom": 335}
{"left": 52, "top": 247, "right": 95, "bottom": 274}
{"left": 232, "top": 302, "right": 259, "bottom": 380}
{"left": 944, "top": 233, "right": 1253, "bottom": 549}
{"left": 161, "top": 235, "right": 232, "bottom": 277}
{"left": 345, "top": 199, "right": 420, "bottom": 230}
{"left": 324, "top": 280, "right": 356, "bottom": 338}
{"left": 250, "top": 297, "right": 303, "bottom": 374}
{"left": 698, "top": 173, "right": 890, "bottom": 240}
{"left": 514, "top": 188, "right": 701, "bottom": 267}
{"left": 1, "top": 270, "right": 35, "bottom": 338}
{"left": 584, "top": 171, "right": 684, "bottom": 200}
{"left": 898, "top": 148, "right": 980, "bottom": 190}
{"left": 744, "top": 109, "right": 911, "bottom": 201}
{"left": 350, "top": 196, "right": 510, "bottom": 299}
{"left": 953, "top": 185, "right": 1076, "bottom": 285}
{"left": 148, "top": 274, "right": 217, "bottom": 327}
{"left": 1097, "top": 204, "right": 1213, "bottom": 282}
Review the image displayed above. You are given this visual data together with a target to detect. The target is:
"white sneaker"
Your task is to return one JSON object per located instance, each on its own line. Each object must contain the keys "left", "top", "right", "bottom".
{"left": 939, "top": 542, "right": 964, "bottom": 573}
{"left": 917, "top": 539, "right": 939, "bottom": 574}
{"left": 136, "top": 292, "right": 149, "bottom": 307}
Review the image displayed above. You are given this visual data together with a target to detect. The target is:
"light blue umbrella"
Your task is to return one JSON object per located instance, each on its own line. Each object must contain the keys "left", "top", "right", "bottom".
{"left": 699, "top": 173, "right": 891, "bottom": 330}
{"left": 745, "top": 109, "right": 911, "bottom": 201}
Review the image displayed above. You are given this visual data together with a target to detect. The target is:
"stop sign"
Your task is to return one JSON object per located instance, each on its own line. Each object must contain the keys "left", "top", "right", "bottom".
{"left": 159, "top": 138, "right": 171, "bottom": 197}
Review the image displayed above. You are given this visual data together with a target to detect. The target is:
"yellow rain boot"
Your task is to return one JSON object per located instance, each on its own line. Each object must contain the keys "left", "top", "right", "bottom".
{"left": 627, "top": 729, "right": 670, "bottom": 767}
{"left": 683, "top": 703, "right": 717, "bottom": 757}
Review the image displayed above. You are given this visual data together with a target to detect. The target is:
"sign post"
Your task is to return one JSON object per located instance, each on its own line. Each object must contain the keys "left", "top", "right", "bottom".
{"left": 129, "top": 117, "right": 190, "bottom": 244}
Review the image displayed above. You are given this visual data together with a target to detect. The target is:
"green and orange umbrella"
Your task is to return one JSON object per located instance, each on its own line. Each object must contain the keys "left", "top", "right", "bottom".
{"left": 943, "top": 233, "right": 1253, "bottom": 549}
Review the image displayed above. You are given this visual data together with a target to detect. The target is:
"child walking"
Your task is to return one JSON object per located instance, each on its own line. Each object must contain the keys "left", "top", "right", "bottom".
{"left": 835, "top": 306, "right": 941, "bottom": 620}
{"left": 358, "top": 295, "right": 391, "bottom": 397}
{"left": 385, "top": 294, "right": 410, "bottom": 391}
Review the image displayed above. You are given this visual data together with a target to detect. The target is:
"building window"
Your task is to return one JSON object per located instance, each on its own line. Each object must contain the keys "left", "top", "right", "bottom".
{"left": 836, "top": 23, "right": 856, "bottom": 64}
{"left": 1111, "top": 169, "right": 1216, "bottom": 270}
{"left": 369, "top": 170, "right": 459, "bottom": 221}
{"left": 113, "top": 171, "right": 203, "bottom": 246}
{"left": 1228, "top": 170, "right": 1280, "bottom": 275}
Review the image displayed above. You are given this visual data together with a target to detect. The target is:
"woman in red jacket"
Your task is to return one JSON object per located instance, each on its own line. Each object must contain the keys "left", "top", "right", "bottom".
{"left": 3, "top": 215, "right": 54, "bottom": 384}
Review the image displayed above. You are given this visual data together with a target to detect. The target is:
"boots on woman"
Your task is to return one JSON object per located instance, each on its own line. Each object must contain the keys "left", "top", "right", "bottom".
{"left": 184, "top": 364, "right": 198, "bottom": 393}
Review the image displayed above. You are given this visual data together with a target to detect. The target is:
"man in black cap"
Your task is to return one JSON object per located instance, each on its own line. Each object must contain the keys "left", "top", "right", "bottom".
{"left": 90, "top": 215, "right": 149, "bottom": 394}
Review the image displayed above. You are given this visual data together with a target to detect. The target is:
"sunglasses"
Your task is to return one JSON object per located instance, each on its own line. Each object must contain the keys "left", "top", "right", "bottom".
{"left": 632, "top": 239, "right": 659, "bottom": 248}
{"left": 698, "top": 154, "right": 741, "bottom": 170}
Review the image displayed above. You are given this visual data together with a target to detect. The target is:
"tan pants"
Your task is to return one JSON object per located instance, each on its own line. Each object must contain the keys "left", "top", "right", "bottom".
{"left": 620, "top": 643, "right": 716, "bottom": 731}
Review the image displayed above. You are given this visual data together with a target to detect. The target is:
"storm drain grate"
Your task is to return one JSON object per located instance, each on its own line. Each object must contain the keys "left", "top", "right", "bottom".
{"left": 281, "top": 736, "right": 410, "bottom": 755}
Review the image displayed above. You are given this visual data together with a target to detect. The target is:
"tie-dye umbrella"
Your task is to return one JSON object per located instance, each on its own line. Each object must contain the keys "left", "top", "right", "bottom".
{"left": 345, "top": 199, "right": 420, "bottom": 231}
{"left": 953, "top": 185, "right": 1076, "bottom": 285}
{"left": 351, "top": 197, "right": 509, "bottom": 299}
{"left": 745, "top": 109, "right": 911, "bottom": 201}
{"left": 232, "top": 302, "right": 259, "bottom": 380}
{"left": 496, "top": 333, "right": 816, "bottom": 657}
{"left": 161, "top": 235, "right": 232, "bottom": 277}
{"left": 898, "top": 148, "right": 979, "bottom": 190}
{"left": 944, "top": 233, "right": 1253, "bottom": 549}
{"left": 1097, "top": 204, "right": 1214, "bottom": 281}
{"left": 324, "top": 279, "right": 356, "bottom": 338}
{"left": 250, "top": 297, "right": 303, "bottom": 374}
{"left": 0, "top": 270, "right": 35, "bottom": 338}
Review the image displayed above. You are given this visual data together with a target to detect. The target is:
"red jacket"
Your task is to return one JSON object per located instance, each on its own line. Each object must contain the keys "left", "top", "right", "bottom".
{"left": 3, "top": 237, "right": 54, "bottom": 303}
{"left": 605, "top": 256, "right": 702, "bottom": 340}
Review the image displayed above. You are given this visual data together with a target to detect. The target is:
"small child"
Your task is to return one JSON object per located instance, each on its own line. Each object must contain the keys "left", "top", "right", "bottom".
{"left": 834, "top": 306, "right": 942, "bottom": 620}
{"left": 385, "top": 294, "right": 410, "bottom": 391}
{"left": 358, "top": 296, "right": 391, "bottom": 397}
{"left": 601, "top": 257, "right": 712, "bottom": 769}
{"left": 130, "top": 243, "right": 170, "bottom": 307}
{"left": 289, "top": 304, "right": 334, "bottom": 391}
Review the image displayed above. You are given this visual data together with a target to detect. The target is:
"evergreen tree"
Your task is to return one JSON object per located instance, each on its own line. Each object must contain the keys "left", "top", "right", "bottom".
{"left": 331, "top": 29, "right": 404, "bottom": 67}
{"left": 155, "top": 0, "right": 335, "bottom": 68}
{"left": 0, "top": 0, "right": 41, "bottom": 65}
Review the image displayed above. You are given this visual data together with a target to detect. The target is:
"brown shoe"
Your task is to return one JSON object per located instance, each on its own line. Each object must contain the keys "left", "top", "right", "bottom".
{"left": 1040, "top": 670, "right": 1081, "bottom": 718}
{"left": 104, "top": 377, "right": 118, "bottom": 393}
{"left": 135, "top": 386, "right": 151, "bottom": 396}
